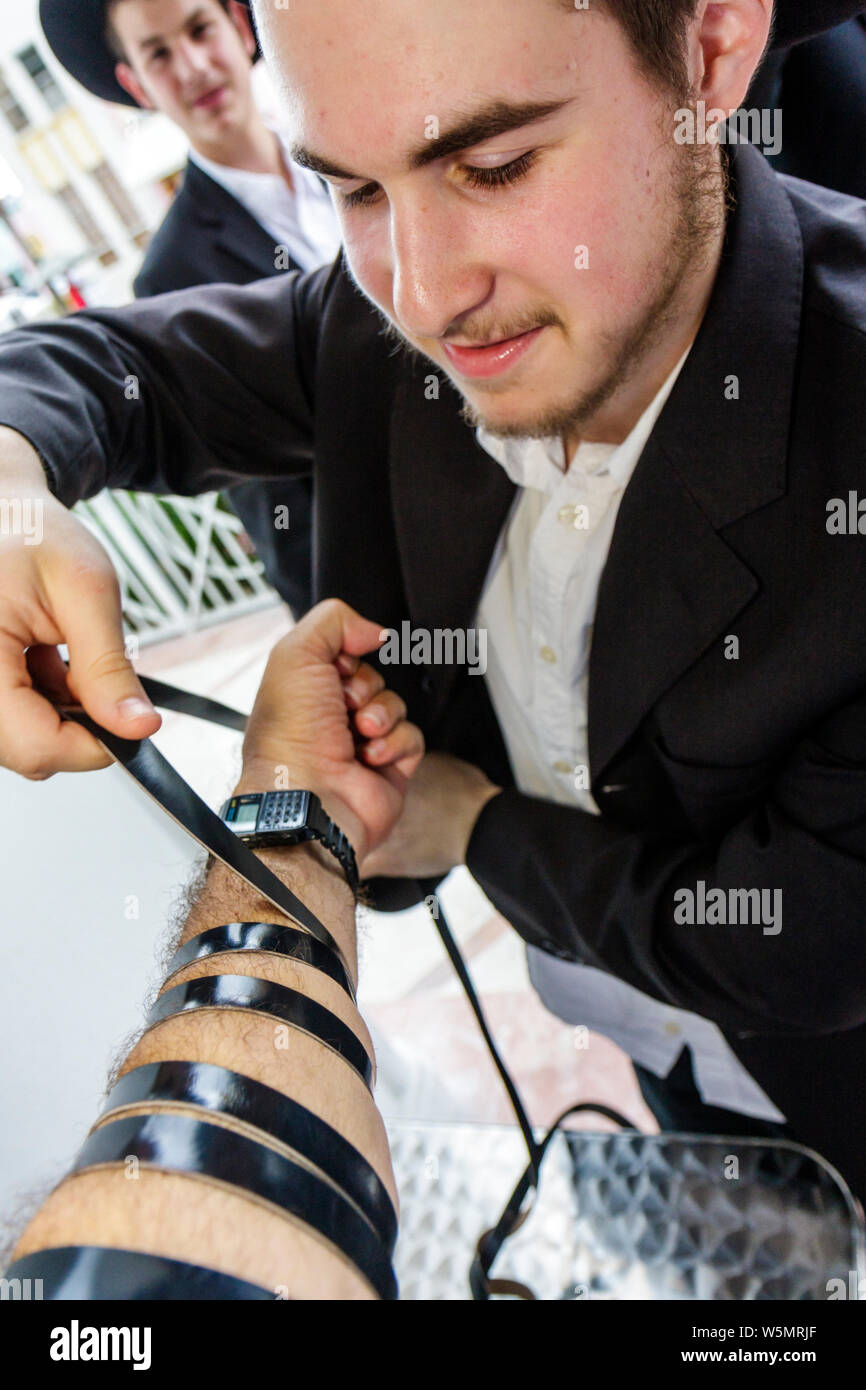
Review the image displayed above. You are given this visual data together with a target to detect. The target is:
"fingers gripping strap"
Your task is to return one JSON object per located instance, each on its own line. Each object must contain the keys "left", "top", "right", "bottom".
{"left": 147, "top": 976, "right": 374, "bottom": 1089}
{"left": 71, "top": 1113, "right": 398, "bottom": 1301}
{"left": 168, "top": 922, "right": 355, "bottom": 1002}
{"left": 4, "top": 1246, "right": 276, "bottom": 1300}
{"left": 102, "top": 1061, "right": 397, "bottom": 1253}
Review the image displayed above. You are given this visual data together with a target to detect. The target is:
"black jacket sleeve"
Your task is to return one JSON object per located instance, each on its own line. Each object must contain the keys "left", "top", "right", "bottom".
{"left": 466, "top": 688, "right": 866, "bottom": 1040}
{"left": 0, "top": 264, "right": 336, "bottom": 507}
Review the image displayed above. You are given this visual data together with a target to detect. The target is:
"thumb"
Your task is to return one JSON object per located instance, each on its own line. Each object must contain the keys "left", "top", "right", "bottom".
{"left": 297, "top": 598, "right": 387, "bottom": 665}
{"left": 53, "top": 570, "right": 161, "bottom": 737}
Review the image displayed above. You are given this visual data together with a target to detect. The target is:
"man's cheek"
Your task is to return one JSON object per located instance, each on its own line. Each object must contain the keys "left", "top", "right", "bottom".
{"left": 344, "top": 239, "right": 394, "bottom": 318}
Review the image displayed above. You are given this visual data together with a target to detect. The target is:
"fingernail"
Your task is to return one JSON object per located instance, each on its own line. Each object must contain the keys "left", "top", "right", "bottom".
{"left": 366, "top": 739, "right": 386, "bottom": 759}
{"left": 344, "top": 679, "right": 363, "bottom": 707}
{"left": 364, "top": 705, "right": 387, "bottom": 729}
{"left": 117, "top": 697, "right": 156, "bottom": 721}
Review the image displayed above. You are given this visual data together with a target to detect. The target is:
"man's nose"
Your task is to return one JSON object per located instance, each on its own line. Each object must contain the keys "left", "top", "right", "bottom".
{"left": 173, "top": 38, "right": 212, "bottom": 87}
{"left": 390, "top": 195, "right": 492, "bottom": 343}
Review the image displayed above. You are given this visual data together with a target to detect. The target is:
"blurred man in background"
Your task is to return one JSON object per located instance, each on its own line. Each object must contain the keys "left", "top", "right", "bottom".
{"left": 41, "top": 0, "right": 343, "bottom": 617}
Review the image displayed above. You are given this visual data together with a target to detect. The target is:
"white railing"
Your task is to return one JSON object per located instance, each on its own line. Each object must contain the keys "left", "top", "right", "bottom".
{"left": 74, "top": 489, "right": 280, "bottom": 646}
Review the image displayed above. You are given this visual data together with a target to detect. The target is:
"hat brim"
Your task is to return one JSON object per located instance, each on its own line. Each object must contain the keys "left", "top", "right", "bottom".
{"left": 39, "top": 0, "right": 262, "bottom": 108}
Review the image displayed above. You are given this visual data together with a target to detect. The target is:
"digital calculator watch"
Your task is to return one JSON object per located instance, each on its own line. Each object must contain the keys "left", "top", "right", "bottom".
{"left": 218, "top": 789, "right": 359, "bottom": 893}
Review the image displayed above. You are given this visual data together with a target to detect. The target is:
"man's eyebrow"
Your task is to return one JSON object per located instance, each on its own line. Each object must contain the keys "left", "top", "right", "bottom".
{"left": 138, "top": 6, "right": 209, "bottom": 49}
{"left": 291, "top": 98, "right": 571, "bottom": 181}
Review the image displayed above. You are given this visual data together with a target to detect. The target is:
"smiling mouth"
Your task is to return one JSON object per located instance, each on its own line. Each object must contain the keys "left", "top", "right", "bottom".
{"left": 441, "top": 326, "right": 546, "bottom": 380}
{"left": 193, "top": 86, "right": 227, "bottom": 109}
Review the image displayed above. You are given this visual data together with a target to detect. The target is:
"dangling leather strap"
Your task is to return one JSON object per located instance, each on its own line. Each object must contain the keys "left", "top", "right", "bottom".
{"left": 56, "top": 691, "right": 353, "bottom": 987}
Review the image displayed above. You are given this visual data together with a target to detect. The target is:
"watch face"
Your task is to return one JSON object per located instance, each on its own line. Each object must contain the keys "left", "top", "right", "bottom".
{"left": 233, "top": 799, "right": 261, "bottom": 833}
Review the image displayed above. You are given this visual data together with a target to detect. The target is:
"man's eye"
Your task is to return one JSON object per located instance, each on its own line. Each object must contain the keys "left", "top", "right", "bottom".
{"left": 460, "top": 150, "right": 539, "bottom": 192}
{"left": 339, "top": 150, "right": 539, "bottom": 211}
{"left": 340, "top": 182, "right": 383, "bottom": 210}
{"left": 150, "top": 47, "right": 169, "bottom": 63}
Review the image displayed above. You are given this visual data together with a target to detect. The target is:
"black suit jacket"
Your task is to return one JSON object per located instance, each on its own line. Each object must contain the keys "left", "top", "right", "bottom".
{"left": 133, "top": 157, "right": 301, "bottom": 296}
{"left": 2, "top": 143, "right": 866, "bottom": 1188}
{"left": 134, "top": 158, "right": 314, "bottom": 616}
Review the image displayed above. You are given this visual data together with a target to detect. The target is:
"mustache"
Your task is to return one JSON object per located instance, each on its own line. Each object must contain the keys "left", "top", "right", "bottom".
{"left": 374, "top": 305, "right": 562, "bottom": 370}
{"left": 442, "top": 308, "right": 563, "bottom": 346}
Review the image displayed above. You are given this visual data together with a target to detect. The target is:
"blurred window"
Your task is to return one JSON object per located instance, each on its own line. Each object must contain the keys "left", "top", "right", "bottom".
{"left": 90, "top": 161, "right": 147, "bottom": 239}
{"left": 0, "top": 72, "right": 30, "bottom": 134}
{"left": 55, "top": 185, "right": 117, "bottom": 267}
{"left": 17, "top": 45, "right": 67, "bottom": 113}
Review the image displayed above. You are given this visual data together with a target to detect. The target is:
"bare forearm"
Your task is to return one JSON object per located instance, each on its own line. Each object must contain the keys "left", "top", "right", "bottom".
{"left": 0, "top": 426, "right": 50, "bottom": 490}
{"left": 11, "top": 814, "right": 396, "bottom": 1299}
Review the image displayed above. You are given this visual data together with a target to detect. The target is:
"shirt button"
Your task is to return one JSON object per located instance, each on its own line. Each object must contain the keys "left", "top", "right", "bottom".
{"left": 558, "top": 504, "right": 577, "bottom": 526}
{"left": 539, "top": 645, "right": 558, "bottom": 664}
{"left": 553, "top": 760, "right": 573, "bottom": 775}
{"left": 664, "top": 1021, "right": 681, "bottom": 1037}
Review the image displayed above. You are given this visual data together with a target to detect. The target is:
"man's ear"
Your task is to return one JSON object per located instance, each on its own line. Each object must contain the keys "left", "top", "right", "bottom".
{"left": 689, "top": 0, "right": 774, "bottom": 113}
{"left": 114, "top": 62, "right": 153, "bottom": 109}
{"left": 228, "top": 0, "right": 257, "bottom": 61}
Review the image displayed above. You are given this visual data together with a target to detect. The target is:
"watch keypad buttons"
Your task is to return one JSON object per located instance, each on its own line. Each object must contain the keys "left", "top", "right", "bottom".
{"left": 261, "top": 790, "right": 305, "bottom": 830}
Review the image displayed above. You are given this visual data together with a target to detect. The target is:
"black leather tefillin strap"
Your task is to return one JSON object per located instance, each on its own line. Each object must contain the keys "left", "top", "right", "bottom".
{"left": 4, "top": 1246, "right": 278, "bottom": 1300}
{"left": 56, "top": 671, "right": 634, "bottom": 1300}
{"left": 166, "top": 921, "right": 355, "bottom": 1001}
{"left": 101, "top": 1061, "right": 398, "bottom": 1253}
{"left": 57, "top": 681, "right": 356, "bottom": 995}
{"left": 72, "top": 1112, "right": 397, "bottom": 1300}
{"left": 148, "top": 975, "right": 374, "bottom": 1089}
{"left": 418, "top": 889, "right": 636, "bottom": 1300}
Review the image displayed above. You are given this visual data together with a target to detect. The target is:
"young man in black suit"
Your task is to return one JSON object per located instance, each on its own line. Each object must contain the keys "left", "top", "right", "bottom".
{"left": 40, "top": 0, "right": 342, "bottom": 616}
{"left": 2, "top": 0, "right": 866, "bottom": 1202}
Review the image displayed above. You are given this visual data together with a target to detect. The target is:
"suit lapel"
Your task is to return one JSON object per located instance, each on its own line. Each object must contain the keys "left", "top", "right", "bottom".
{"left": 183, "top": 162, "right": 291, "bottom": 280}
{"left": 589, "top": 143, "right": 803, "bottom": 782}
{"left": 587, "top": 441, "right": 760, "bottom": 780}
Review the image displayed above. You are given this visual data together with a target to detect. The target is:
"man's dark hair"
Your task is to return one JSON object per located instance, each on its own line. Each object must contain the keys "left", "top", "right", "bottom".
{"left": 104, "top": 0, "right": 233, "bottom": 63}
{"left": 594, "top": 0, "right": 700, "bottom": 97}
{"left": 570, "top": 0, "right": 774, "bottom": 100}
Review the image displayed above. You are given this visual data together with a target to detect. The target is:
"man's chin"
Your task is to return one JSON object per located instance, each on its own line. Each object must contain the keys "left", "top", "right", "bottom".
{"left": 457, "top": 390, "right": 572, "bottom": 442}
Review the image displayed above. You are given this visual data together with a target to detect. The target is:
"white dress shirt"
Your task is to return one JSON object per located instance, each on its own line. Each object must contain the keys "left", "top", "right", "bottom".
{"left": 474, "top": 351, "right": 786, "bottom": 1124}
{"left": 189, "top": 131, "right": 342, "bottom": 273}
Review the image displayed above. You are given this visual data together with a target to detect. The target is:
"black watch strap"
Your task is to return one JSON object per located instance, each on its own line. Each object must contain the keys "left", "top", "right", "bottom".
{"left": 307, "top": 796, "right": 359, "bottom": 894}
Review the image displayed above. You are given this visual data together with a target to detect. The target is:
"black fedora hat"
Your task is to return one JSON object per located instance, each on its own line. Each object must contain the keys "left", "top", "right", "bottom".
{"left": 39, "top": 0, "right": 262, "bottom": 108}
{"left": 39, "top": 0, "right": 866, "bottom": 108}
